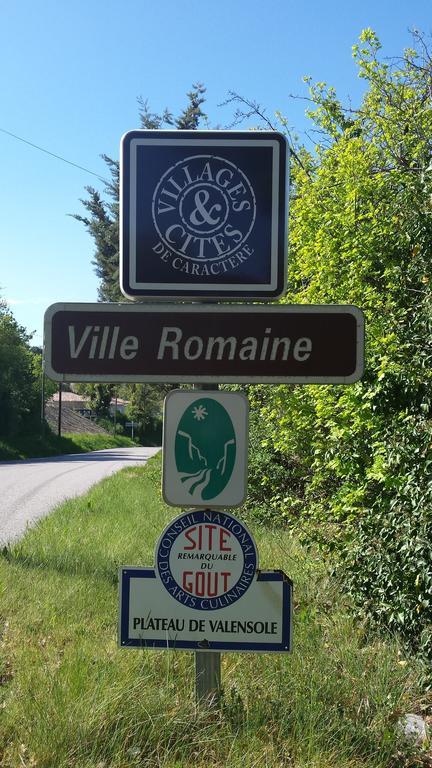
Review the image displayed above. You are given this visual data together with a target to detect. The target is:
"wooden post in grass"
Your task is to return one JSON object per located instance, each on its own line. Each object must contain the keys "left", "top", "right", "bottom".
{"left": 193, "top": 382, "right": 221, "bottom": 706}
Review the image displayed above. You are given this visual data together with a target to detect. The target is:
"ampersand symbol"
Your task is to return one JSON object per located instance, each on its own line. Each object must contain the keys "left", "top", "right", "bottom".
{"left": 189, "top": 189, "right": 222, "bottom": 227}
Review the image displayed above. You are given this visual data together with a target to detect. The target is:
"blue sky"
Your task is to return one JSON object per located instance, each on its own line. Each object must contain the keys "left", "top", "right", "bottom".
{"left": 1, "top": 0, "right": 431, "bottom": 346}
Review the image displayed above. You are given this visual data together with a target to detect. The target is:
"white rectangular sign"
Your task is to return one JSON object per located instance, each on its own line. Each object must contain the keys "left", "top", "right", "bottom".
{"left": 162, "top": 390, "right": 248, "bottom": 508}
{"left": 119, "top": 568, "right": 292, "bottom": 653}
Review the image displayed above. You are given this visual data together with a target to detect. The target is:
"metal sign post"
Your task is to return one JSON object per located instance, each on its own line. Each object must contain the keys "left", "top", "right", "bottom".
{"left": 57, "top": 382, "right": 62, "bottom": 437}
{"left": 195, "top": 649, "right": 221, "bottom": 705}
{"left": 194, "top": 382, "right": 221, "bottom": 705}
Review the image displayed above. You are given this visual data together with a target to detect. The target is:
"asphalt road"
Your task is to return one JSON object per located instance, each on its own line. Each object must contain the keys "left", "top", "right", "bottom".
{"left": 0, "top": 446, "right": 160, "bottom": 545}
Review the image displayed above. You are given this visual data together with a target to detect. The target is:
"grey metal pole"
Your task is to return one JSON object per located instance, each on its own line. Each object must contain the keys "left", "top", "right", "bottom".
{"left": 193, "top": 381, "right": 221, "bottom": 706}
{"left": 57, "top": 383, "right": 62, "bottom": 437}
{"left": 195, "top": 649, "right": 221, "bottom": 705}
{"left": 40, "top": 362, "right": 46, "bottom": 436}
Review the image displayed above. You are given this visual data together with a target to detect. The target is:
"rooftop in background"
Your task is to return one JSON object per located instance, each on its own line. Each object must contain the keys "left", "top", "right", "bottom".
{"left": 50, "top": 392, "right": 128, "bottom": 408}
{"left": 51, "top": 392, "right": 87, "bottom": 403}
{"left": 44, "top": 402, "right": 108, "bottom": 434}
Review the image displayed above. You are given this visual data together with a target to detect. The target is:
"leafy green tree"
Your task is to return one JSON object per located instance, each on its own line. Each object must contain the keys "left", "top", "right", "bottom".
{"left": 73, "top": 382, "right": 113, "bottom": 422}
{"left": 249, "top": 29, "right": 432, "bottom": 663}
{"left": 123, "top": 383, "right": 171, "bottom": 442}
{"left": 0, "top": 300, "right": 42, "bottom": 436}
{"left": 73, "top": 64, "right": 432, "bottom": 663}
{"left": 94, "top": 384, "right": 113, "bottom": 419}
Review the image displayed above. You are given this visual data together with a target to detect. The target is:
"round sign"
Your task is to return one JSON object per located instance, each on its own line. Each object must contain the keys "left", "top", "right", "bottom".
{"left": 152, "top": 154, "right": 256, "bottom": 263}
{"left": 156, "top": 509, "right": 258, "bottom": 610}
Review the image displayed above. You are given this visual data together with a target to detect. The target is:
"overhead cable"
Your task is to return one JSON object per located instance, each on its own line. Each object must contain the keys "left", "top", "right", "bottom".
{"left": 0, "top": 126, "right": 110, "bottom": 183}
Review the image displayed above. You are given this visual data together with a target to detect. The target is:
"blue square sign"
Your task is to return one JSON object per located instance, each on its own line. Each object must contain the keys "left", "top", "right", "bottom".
{"left": 120, "top": 130, "right": 288, "bottom": 300}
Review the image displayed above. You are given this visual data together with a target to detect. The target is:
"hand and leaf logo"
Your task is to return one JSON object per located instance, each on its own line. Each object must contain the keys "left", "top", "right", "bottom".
{"left": 174, "top": 398, "right": 236, "bottom": 501}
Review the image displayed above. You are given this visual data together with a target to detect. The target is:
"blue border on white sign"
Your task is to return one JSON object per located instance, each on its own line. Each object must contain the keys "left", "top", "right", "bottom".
{"left": 119, "top": 568, "right": 292, "bottom": 652}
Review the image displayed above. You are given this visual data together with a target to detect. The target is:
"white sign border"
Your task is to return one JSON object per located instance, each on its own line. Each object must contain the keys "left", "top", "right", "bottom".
{"left": 162, "top": 390, "right": 248, "bottom": 508}
{"left": 119, "top": 131, "right": 288, "bottom": 300}
{"left": 43, "top": 302, "right": 365, "bottom": 385}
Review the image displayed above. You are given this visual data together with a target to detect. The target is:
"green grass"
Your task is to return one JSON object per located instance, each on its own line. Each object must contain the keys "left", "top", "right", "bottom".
{"left": 0, "top": 430, "right": 136, "bottom": 461}
{"left": 0, "top": 454, "right": 429, "bottom": 767}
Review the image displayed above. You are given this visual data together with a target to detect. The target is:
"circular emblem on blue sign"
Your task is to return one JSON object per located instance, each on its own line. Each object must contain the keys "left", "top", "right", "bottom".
{"left": 156, "top": 509, "right": 258, "bottom": 610}
{"left": 152, "top": 154, "right": 256, "bottom": 263}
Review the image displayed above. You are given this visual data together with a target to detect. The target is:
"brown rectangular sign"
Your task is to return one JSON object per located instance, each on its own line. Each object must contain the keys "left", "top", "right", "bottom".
{"left": 44, "top": 303, "right": 364, "bottom": 384}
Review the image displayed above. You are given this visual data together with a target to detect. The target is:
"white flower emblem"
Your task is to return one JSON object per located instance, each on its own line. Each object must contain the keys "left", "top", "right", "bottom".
{"left": 192, "top": 405, "right": 208, "bottom": 421}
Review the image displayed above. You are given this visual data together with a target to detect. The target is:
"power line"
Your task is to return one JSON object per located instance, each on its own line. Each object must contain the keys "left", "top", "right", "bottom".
{"left": 0, "top": 126, "right": 110, "bottom": 184}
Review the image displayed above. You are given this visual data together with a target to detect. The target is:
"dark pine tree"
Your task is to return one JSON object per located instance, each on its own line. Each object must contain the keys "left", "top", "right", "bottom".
{"left": 73, "top": 84, "right": 206, "bottom": 301}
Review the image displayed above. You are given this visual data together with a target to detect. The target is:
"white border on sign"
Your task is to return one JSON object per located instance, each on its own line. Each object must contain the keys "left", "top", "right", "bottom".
{"left": 120, "top": 132, "right": 286, "bottom": 297}
{"left": 43, "top": 302, "right": 365, "bottom": 385}
{"left": 162, "top": 390, "right": 249, "bottom": 508}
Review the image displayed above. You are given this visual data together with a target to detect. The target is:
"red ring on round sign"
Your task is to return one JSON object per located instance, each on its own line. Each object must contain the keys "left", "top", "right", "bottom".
{"left": 156, "top": 509, "right": 258, "bottom": 611}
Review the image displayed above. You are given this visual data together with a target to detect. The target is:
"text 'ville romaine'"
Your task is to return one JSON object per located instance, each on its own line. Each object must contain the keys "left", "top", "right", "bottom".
{"left": 68, "top": 325, "right": 313, "bottom": 363}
